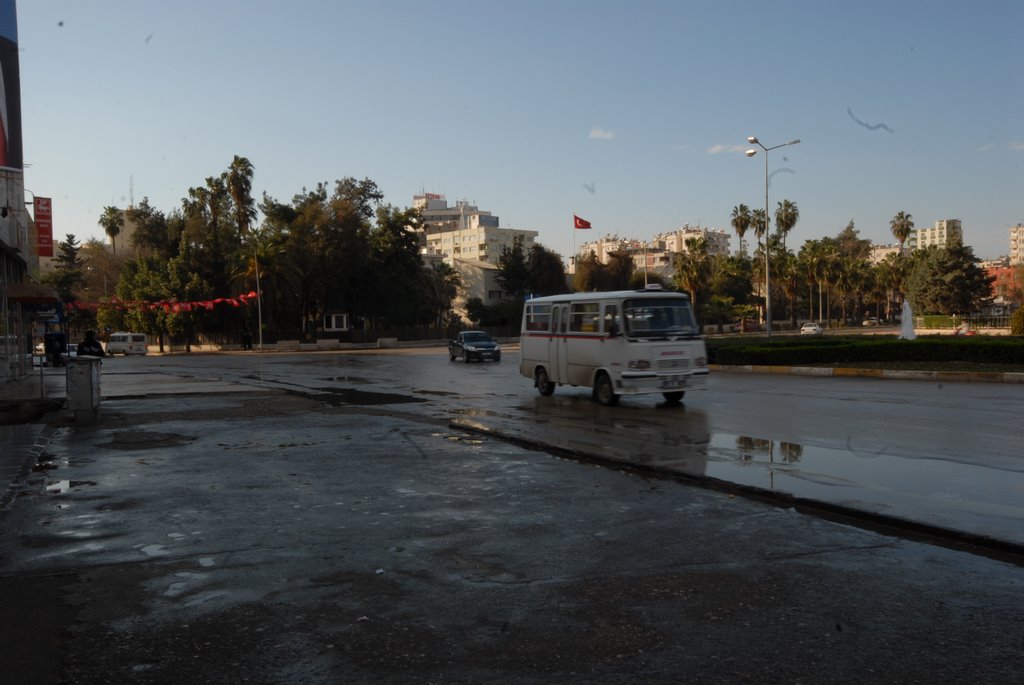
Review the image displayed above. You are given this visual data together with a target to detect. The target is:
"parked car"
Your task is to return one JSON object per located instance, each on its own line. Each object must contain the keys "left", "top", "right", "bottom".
{"left": 449, "top": 330, "right": 501, "bottom": 363}
{"left": 800, "top": 322, "right": 823, "bottom": 336}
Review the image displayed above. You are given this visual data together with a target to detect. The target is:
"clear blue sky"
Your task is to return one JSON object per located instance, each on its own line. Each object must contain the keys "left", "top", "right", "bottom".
{"left": 17, "top": 0, "right": 1024, "bottom": 261}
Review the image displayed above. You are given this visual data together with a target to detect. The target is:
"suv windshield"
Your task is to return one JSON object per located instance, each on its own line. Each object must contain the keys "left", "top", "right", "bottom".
{"left": 623, "top": 298, "right": 698, "bottom": 339}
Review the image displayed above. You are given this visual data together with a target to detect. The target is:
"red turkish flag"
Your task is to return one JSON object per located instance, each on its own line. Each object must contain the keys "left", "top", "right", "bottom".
{"left": 573, "top": 214, "right": 592, "bottom": 229}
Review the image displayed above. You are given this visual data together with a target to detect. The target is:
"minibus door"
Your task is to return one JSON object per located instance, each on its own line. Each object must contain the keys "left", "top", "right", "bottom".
{"left": 552, "top": 304, "right": 569, "bottom": 382}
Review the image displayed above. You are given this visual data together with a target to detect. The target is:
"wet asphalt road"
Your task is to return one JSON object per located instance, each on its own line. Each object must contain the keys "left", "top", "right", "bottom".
{"left": 1, "top": 349, "right": 1023, "bottom": 683}
{"left": 140, "top": 347, "right": 1024, "bottom": 546}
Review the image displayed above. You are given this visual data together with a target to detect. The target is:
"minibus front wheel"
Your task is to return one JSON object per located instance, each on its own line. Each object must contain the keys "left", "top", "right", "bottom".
{"left": 535, "top": 368, "right": 556, "bottom": 396}
{"left": 593, "top": 373, "right": 619, "bottom": 406}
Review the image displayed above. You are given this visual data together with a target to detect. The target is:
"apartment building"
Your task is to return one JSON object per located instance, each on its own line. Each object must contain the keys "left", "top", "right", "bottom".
{"left": 412, "top": 194, "right": 537, "bottom": 264}
{"left": 909, "top": 219, "right": 963, "bottom": 250}
{"left": 1010, "top": 223, "right": 1024, "bottom": 266}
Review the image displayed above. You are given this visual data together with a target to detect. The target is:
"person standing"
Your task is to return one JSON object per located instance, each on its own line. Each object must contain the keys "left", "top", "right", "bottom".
{"left": 77, "top": 331, "right": 107, "bottom": 357}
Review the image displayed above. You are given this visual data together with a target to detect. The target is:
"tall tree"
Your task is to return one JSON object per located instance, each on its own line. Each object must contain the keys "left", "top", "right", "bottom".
{"left": 674, "top": 237, "right": 710, "bottom": 316}
{"left": 751, "top": 208, "right": 770, "bottom": 242}
{"left": 42, "top": 234, "right": 86, "bottom": 303}
{"left": 126, "top": 198, "right": 176, "bottom": 259}
{"left": 605, "top": 251, "right": 634, "bottom": 290}
{"left": 774, "top": 199, "right": 799, "bottom": 251}
{"left": 370, "top": 204, "right": 426, "bottom": 328}
{"left": 905, "top": 242, "right": 994, "bottom": 315}
{"left": 890, "top": 211, "right": 914, "bottom": 250}
{"left": 423, "top": 262, "right": 462, "bottom": 328}
{"left": 573, "top": 251, "right": 611, "bottom": 292}
{"left": 730, "top": 204, "right": 752, "bottom": 256}
{"left": 99, "top": 206, "right": 125, "bottom": 255}
{"left": 527, "top": 244, "right": 569, "bottom": 297}
{"left": 496, "top": 236, "right": 530, "bottom": 300}
{"left": 226, "top": 155, "right": 257, "bottom": 236}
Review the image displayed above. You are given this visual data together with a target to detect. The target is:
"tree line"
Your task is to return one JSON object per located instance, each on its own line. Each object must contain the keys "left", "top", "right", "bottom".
{"left": 42, "top": 161, "right": 999, "bottom": 346}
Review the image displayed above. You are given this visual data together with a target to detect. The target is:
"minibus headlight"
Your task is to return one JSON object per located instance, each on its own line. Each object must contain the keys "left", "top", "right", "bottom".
{"left": 695, "top": 356, "right": 708, "bottom": 368}
{"left": 628, "top": 360, "right": 651, "bottom": 370}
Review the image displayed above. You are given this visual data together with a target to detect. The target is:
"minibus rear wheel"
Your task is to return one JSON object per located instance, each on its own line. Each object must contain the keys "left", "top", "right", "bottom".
{"left": 536, "top": 368, "right": 555, "bottom": 396}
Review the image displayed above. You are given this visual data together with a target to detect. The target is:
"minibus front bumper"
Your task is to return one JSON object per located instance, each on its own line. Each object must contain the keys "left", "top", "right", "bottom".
{"left": 616, "top": 370, "right": 708, "bottom": 395}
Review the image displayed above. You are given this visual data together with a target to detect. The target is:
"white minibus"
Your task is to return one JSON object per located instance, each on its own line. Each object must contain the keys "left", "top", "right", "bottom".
{"left": 519, "top": 287, "right": 708, "bottom": 405}
{"left": 105, "top": 332, "right": 148, "bottom": 355}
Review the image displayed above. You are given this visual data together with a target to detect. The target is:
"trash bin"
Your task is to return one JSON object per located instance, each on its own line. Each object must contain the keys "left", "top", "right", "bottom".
{"left": 67, "top": 356, "right": 102, "bottom": 422}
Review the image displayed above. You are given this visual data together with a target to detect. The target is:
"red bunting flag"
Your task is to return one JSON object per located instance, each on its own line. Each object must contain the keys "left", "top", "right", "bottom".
{"left": 573, "top": 214, "right": 592, "bottom": 229}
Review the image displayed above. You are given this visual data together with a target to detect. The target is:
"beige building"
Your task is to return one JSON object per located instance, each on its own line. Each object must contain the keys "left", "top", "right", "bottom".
{"left": 654, "top": 225, "right": 731, "bottom": 257}
{"left": 412, "top": 194, "right": 539, "bottom": 317}
{"left": 909, "top": 219, "right": 962, "bottom": 250}
{"left": 413, "top": 194, "right": 537, "bottom": 264}
{"left": 1010, "top": 223, "right": 1024, "bottom": 266}
{"left": 869, "top": 244, "right": 910, "bottom": 264}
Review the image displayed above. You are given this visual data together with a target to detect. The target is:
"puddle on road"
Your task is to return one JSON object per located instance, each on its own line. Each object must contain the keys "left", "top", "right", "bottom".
{"left": 455, "top": 404, "right": 1024, "bottom": 548}
{"left": 319, "top": 376, "right": 371, "bottom": 384}
{"left": 702, "top": 433, "right": 1024, "bottom": 547}
{"left": 46, "top": 480, "right": 97, "bottom": 495}
{"left": 101, "top": 431, "right": 197, "bottom": 450}
{"left": 302, "top": 388, "right": 427, "bottom": 407}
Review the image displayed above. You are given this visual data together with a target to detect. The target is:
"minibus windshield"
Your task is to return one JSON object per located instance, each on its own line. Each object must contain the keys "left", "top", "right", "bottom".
{"left": 623, "top": 298, "right": 698, "bottom": 339}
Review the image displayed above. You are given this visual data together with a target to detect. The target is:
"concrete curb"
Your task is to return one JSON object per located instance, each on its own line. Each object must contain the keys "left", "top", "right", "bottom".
{"left": 710, "top": 364, "right": 1024, "bottom": 384}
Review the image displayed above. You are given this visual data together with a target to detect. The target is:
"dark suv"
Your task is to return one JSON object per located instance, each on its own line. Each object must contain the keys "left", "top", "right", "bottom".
{"left": 449, "top": 331, "right": 501, "bottom": 363}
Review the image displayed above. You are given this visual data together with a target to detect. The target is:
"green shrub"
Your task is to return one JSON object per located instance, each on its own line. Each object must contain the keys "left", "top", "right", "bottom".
{"left": 1012, "top": 308, "right": 1024, "bottom": 336}
{"left": 705, "top": 335, "right": 1024, "bottom": 366}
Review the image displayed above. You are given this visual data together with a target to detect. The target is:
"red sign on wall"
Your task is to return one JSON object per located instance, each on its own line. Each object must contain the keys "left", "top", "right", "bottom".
{"left": 35, "top": 196, "right": 53, "bottom": 257}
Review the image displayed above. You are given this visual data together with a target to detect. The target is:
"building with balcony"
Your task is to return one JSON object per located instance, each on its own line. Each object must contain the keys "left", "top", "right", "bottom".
{"left": 1010, "top": 223, "right": 1024, "bottom": 266}
{"left": 869, "top": 244, "right": 911, "bottom": 264}
{"left": 909, "top": 219, "right": 963, "bottom": 250}
{"left": 412, "top": 194, "right": 537, "bottom": 265}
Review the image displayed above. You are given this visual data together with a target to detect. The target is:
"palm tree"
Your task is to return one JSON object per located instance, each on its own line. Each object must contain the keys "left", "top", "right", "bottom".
{"left": 674, "top": 237, "right": 710, "bottom": 316}
{"left": 774, "top": 199, "right": 799, "bottom": 252}
{"left": 890, "top": 211, "right": 914, "bottom": 251}
{"left": 730, "top": 204, "right": 752, "bottom": 256}
{"left": 751, "top": 208, "right": 769, "bottom": 243}
{"left": 227, "top": 155, "right": 257, "bottom": 236}
{"left": 99, "top": 206, "right": 125, "bottom": 255}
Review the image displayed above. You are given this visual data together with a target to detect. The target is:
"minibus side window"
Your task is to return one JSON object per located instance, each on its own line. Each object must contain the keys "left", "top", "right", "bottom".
{"left": 570, "top": 303, "right": 600, "bottom": 333}
{"left": 525, "top": 304, "right": 551, "bottom": 331}
{"left": 604, "top": 305, "right": 620, "bottom": 336}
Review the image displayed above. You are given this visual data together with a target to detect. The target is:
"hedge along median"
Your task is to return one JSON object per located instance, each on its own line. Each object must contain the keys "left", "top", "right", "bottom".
{"left": 706, "top": 335, "right": 1024, "bottom": 367}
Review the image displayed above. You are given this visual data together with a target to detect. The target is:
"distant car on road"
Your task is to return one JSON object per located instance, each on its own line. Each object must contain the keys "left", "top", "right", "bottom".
{"left": 800, "top": 322, "right": 823, "bottom": 336}
{"left": 862, "top": 317, "right": 879, "bottom": 327}
{"left": 449, "top": 331, "right": 501, "bottom": 363}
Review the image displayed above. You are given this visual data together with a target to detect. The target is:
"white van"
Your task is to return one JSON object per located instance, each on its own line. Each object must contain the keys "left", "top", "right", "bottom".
{"left": 519, "top": 287, "right": 708, "bottom": 405}
{"left": 105, "top": 332, "right": 148, "bottom": 355}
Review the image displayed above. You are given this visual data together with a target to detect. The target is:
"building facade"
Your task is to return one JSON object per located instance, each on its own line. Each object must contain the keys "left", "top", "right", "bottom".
{"left": 413, "top": 194, "right": 537, "bottom": 265}
{"left": 909, "top": 219, "right": 963, "bottom": 250}
{"left": 1010, "top": 223, "right": 1024, "bottom": 266}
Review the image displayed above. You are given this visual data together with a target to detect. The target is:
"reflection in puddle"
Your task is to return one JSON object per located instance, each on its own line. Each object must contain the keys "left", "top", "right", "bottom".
{"left": 707, "top": 433, "right": 1024, "bottom": 546}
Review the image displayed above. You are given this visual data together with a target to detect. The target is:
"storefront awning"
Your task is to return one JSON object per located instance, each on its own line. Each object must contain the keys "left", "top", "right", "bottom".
{"left": 4, "top": 282, "right": 61, "bottom": 304}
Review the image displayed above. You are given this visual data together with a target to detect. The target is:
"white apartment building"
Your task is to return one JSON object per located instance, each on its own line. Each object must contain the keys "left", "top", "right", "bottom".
{"left": 578, "top": 226, "right": 730, "bottom": 265}
{"left": 412, "top": 194, "right": 537, "bottom": 264}
{"left": 655, "top": 225, "right": 731, "bottom": 257}
{"left": 869, "top": 244, "right": 910, "bottom": 264}
{"left": 909, "top": 219, "right": 962, "bottom": 250}
{"left": 1010, "top": 223, "right": 1024, "bottom": 266}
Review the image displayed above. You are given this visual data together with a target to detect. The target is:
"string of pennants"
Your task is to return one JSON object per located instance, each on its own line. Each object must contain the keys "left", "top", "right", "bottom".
{"left": 64, "top": 290, "right": 259, "bottom": 314}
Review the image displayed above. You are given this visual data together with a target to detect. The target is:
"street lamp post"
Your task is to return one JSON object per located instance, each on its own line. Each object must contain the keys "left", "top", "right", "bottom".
{"left": 745, "top": 136, "right": 800, "bottom": 336}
